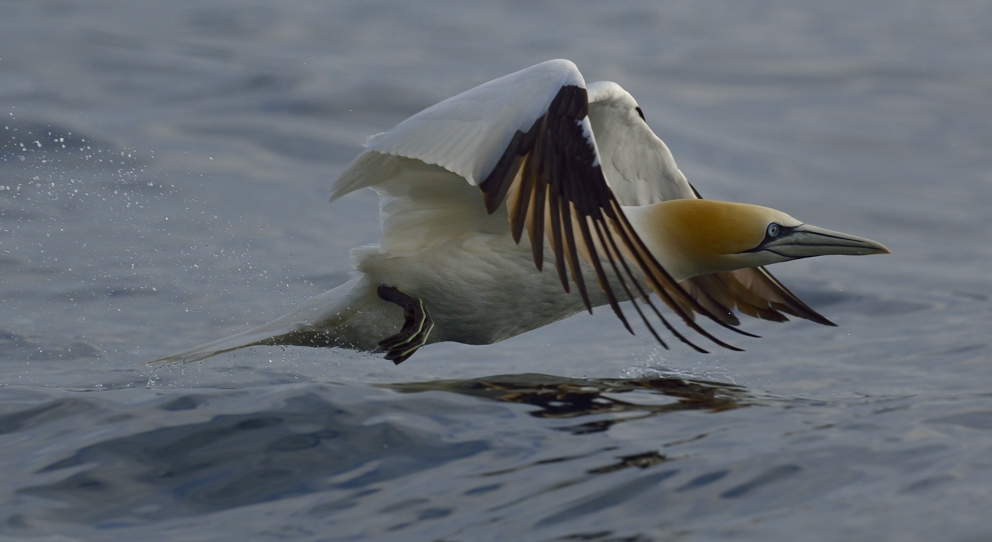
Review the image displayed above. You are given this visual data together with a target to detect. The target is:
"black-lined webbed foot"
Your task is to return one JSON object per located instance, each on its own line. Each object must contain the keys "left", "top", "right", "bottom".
{"left": 376, "top": 285, "right": 435, "bottom": 364}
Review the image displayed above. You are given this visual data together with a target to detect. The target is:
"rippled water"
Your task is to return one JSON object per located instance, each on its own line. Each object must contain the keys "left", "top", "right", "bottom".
{"left": 2, "top": 1, "right": 991, "bottom": 540}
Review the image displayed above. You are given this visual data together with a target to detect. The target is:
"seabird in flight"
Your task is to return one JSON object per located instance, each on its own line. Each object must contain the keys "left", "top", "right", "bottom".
{"left": 150, "top": 59, "right": 888, "bottom": 366}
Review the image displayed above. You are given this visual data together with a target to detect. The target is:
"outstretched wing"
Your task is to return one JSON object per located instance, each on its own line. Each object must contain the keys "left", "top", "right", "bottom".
{"left": 473, "top": 82, "right": 749, "bottom": 353}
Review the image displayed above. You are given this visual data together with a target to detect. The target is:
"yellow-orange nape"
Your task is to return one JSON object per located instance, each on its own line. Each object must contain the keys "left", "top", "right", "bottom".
{"left": 624, "top": 199, "right": 802, "bottom": 280}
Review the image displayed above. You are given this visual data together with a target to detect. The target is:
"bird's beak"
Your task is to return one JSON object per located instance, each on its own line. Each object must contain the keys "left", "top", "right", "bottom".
{"left": 765, "top": 224, "right": 890, "bottom": 258}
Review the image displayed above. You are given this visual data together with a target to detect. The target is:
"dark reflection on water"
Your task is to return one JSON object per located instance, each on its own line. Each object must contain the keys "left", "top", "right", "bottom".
{"left": 587, "top": 451, "right": 669, "bottom": 474}
{"left": 387, "top": 373, "right": 752, "bottom": 434}
{"left": 16, "top": 374, "right": 753, "bottom": 529}
{"left": 7, "top": 375, "right": 985, "bottom": 539}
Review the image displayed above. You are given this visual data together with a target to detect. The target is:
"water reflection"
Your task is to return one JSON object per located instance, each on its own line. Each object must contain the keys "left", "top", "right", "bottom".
{"left": 587, "top": 450, "right": 669, "bottom": 474}
{"left": 387, "top": 373, "right": 752, "bottom": 434}
{"left": 14, "top": 375, "right": 753, "bottom": 528}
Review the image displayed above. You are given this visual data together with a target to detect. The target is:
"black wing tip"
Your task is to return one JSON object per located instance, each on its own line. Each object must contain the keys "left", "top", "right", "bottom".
{"left": 805, "top": 310, "right": 836, "bottom": 326}
{"left": 729, "top": 327, "right": 761, "bottom": 339}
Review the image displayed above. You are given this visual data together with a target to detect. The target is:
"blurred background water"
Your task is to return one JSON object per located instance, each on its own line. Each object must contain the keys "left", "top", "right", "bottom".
{"left": 1, "top": 1, "right": 991, "bottom": 540}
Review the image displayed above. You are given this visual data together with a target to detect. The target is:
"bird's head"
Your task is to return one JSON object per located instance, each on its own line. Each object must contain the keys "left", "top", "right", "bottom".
{"left": 629, "top": 199, "right": 889, "bottom": 281}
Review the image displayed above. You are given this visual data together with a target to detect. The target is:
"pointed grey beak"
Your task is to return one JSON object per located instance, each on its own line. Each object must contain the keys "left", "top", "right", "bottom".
{"left": 765, "top": 224, "right": 890, "bottom": 258}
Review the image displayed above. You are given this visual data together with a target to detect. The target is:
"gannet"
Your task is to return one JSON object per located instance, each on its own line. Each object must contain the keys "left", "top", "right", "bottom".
{"left": 149, "top": 59, "right": 888, "bottom": 366}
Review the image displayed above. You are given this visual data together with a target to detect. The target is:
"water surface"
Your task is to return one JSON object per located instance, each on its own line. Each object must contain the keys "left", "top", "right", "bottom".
{"left": 1, "top": 1, "right": 991, "bottom": 540}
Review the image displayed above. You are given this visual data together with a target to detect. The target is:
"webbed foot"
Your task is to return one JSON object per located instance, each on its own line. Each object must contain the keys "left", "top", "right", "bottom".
{"left": 377, "top": 285, "right": 435, "bottom": 364}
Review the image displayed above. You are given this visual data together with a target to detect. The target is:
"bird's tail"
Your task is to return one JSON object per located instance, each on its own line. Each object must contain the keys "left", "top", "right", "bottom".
{"left": 144, "top": 323, "right": 294, "bottom": 366}
{"left": 145, "top": 276, "right": 384, "bottom": 366}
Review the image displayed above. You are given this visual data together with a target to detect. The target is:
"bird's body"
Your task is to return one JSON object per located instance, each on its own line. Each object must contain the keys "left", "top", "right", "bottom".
{"left": 151, "top": 60, "right": 887, "bottom": 366}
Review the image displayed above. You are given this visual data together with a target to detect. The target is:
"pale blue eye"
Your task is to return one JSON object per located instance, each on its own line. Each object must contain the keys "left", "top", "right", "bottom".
{"left": 767, "top": 223, "right": 780, "bottom": 237}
